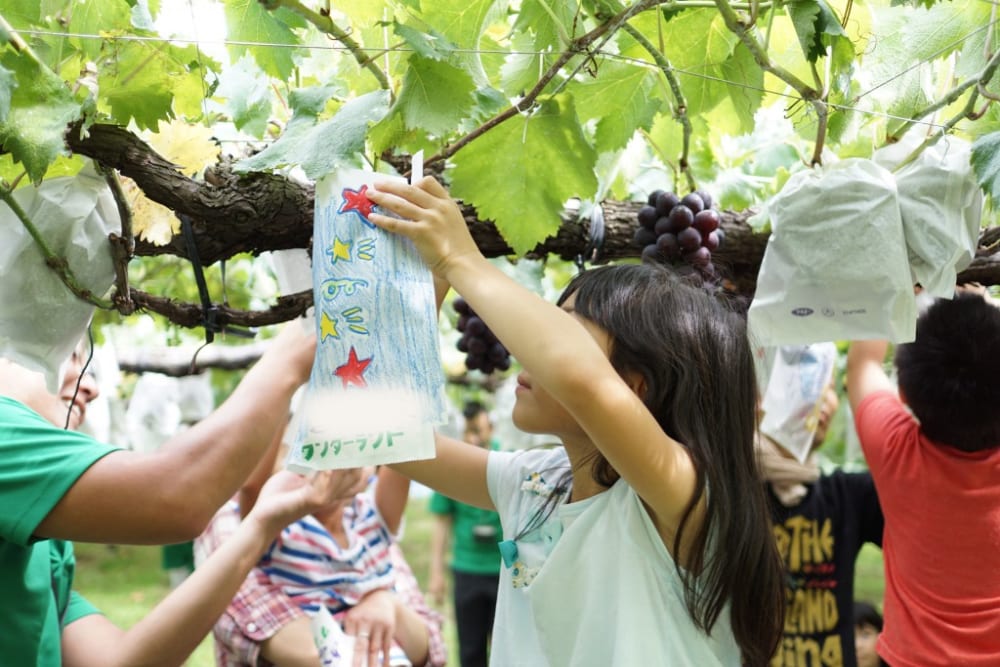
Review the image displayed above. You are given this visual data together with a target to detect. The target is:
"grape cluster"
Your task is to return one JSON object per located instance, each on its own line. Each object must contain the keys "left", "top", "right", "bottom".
{"left": 454, "top": 297, "right": 511, "bottom": 374}
{"left": 633, "top": 189, "right": 725, "bottom": 281}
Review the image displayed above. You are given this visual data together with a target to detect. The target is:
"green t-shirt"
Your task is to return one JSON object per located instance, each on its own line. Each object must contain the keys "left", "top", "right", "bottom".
{"left": 429, "top": 440, "right": 503, "bottom": 575}
{"left": 0, "top": 396, "right": 117, "bottom": 666}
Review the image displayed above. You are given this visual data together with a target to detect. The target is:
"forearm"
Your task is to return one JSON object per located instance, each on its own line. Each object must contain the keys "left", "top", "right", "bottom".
{"left": 107, "top": 518, "right": 276, "bottom": 667}
{"left": 393, "top": 598, "right": 432, "bottom": 666}
{"left": 846, "top": 340, "right": 894, "bottom": 410}
{"left": 429, "top": 517, "right": 450, "bottom": 575}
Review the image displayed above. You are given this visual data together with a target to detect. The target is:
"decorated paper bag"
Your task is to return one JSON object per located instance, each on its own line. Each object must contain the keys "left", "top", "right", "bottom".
{"left": 874, "top": 132, "right": 983, "bottom": 298}
{"left": 759, "top": 343, "right": 837, "bottom": 463}
{"left": 286, "top": 169, "right": 447, "bottom": 471}
{"left": 0, "top": 162, "right": 119, "bottom": 391}
{"left": 747, "top": 158, "right": 916, "bottom": 345}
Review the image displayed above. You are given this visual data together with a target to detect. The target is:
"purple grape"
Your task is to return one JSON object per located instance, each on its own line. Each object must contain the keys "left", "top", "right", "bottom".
{"left": 453, "top": 297, "right": 471, "bottom": 316}
{"left": 680, "top": 192, "right": 705, "bottom": 214}
{"left": 468, "top": 337, "right": 488, "bottom": 355}
{"left": 694, "top": 190, "right": 713, "bottom": 210}
{"left": 488, "top": 342, "right": 508, "bottom": 363}
{"left": 693, "top": 209, "right": 720, "bottom": 235}
{"left": 465, "top": 354, "right": 484, "bottom": 371}
{"left": 703, "top": 230, "right": 720, "bottom": 251}
{"left": 689, "top": 246, "right": 711, "bottom": 267}
{"left": 634, "top": 226, "right": 657, "bottom": 248}
{"left": 647, "top": 189, "right": 665, "bottom": 207}
{"left": 641, "top": 244, "right": 661, "bottom": 262}
{"left": 668, "top": 205, "right": 694, "bottom": 232}
{"left": 656, "top": 233, "right": 679, "bottom": 259}
{"left": 654, "top": 216, "right": 673, "bottom": 237}
{"left": 678, "top": 227, "right": 702, "bottom": 251}
{"left": 637, "top": 205, "right": 658, "bottom": 230}
{"left": 466, "top": 316, "right": 486, "bottom": 336}
{"left": 457, "top": 334, "right": 470, "bottom": 353}
{"left": 496, "top": 356, "right": 512, "bottom": 372}
{"left": 655, "top": 191, "right": 681, "bottom": 217}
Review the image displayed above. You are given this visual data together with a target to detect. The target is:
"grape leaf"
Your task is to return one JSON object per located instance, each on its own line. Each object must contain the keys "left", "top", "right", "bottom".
{"left": 99, "top": 41, "right": 209, "bottom": 130}
{"left": 0, "top": 64, "right": 13, "bottom": 122}
{"left": 971, "top": 131, "right": 1000, "bottom": 202}
{"left": 512, "top": 0, "right": 576, "bottom": 51}
{"left": 500, "top": 32, "right": 544, "bottom": 97}
{"left": 0, "top": 53, "right": 80, "bottom": 183}
{"left": 216, "top": 54, "right": 272, "bottom": 137}
{"left": 449, "top": 94, "right": 598, "bottom": 255}
{"left": 393, "top": 24, "right": 459, "bottom": 62}
{"left": 658, "top": 10, "right": 739, "bottom": 117}
{"left": 67, "top": 0, "right": 133, "bottom": 60}
{"left": 235, "top": 90, "right": 390, "bottom": 179}
{"left": 394, "top": 55, "right": 476, "bottom": 136}
{"left": 414, "top": 0, "right": 496, "bottom": 47}
{"left": 569, "top": 62, "right": 658, "bottom": 153}
{"left": 224, "top": 0, "right": 300, "bottom": 80}
{"left": 3, "top": 0, "right": 42, "bottom": 26}
{"left": 787, "top": 0, "right": 847, "bottom": 63}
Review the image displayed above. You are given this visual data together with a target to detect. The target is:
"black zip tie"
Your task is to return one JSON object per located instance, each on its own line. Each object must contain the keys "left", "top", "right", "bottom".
{"left": 179, "top": 213, "right": 219, "bottom": 347}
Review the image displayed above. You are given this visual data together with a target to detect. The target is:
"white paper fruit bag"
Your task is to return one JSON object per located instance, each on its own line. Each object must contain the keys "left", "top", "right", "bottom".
{"left": 286, "top": 169, "right": 447, "bottom": 471}
{"left": 748, "top": 158, "right": 916, "bottom": 345}
{"left": 874, "top": 133, "right": 983, "bottom": 298}
{"left": 759, "top": 343, "right": 837, "bottom": 463}
{"left": 0, "top": 163, "right": 119, "bottom": 391}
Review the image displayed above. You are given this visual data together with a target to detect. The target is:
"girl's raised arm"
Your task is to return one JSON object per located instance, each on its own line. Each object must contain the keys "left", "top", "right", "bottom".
{"left": 368, "top": 178, "right": 697, "bottom": 538}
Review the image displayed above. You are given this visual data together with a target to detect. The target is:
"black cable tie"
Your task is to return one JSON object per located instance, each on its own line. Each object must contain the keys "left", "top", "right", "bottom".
{"left": 179, "top": 213, "right": 217, "bottom": 345}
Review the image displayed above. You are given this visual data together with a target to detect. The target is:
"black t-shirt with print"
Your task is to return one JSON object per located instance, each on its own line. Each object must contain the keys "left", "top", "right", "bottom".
{"left": 768, "top": 470, "right": 884, "bottom": 667}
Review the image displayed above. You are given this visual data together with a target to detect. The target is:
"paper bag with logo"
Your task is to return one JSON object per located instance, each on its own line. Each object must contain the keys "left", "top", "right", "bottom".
{"left": 747, "top": 158, "right": 916, "bottom": 346}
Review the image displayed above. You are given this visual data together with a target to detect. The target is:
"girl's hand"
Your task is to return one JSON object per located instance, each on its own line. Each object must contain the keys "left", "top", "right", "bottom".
{"left": 343, "top": 589, "right": 398, "bottom": 667}
{"left": 247, "top": 468, "right": 367, "bottom": 534}
{"left": 366, "top": 176, "right": 481, "bottom": 277}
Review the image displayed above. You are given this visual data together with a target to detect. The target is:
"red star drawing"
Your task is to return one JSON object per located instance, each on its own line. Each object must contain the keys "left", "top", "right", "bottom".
{"left": 338, "top": 185, "right": 377, "bottom": 229}
{"left": 334, "top": 346, "right": 373, "bottom": 388}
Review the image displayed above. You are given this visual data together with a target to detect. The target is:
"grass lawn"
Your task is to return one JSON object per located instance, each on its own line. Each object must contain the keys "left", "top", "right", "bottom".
{"left": 74, "top": 496, "right": 457, "bottom": 667}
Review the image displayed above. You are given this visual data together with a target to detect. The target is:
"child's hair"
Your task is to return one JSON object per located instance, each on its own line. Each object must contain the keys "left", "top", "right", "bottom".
{"left": 853, "top": 600, "right": 883, "bottom": 631}
{"left": 462, "top": 399, "right": 488, "bottom": 421}
{"left": 895, "top": 292, "right": 1000, "bottom": 452}
{"left": 556, "top": 263, "right": 784, "bottom": 666}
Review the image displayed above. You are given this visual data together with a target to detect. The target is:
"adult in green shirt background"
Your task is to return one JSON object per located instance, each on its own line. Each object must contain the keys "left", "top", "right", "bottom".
{"left": 428, "top": 400, "right": 503, "bottom": 667}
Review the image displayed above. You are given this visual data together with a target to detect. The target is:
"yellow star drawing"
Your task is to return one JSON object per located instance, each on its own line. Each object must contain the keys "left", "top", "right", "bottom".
{"left": 320, "top": 312, "right": 341, "bottom": 340}
{"left": 329, "top": 238, "right": 352, "bottom": 263}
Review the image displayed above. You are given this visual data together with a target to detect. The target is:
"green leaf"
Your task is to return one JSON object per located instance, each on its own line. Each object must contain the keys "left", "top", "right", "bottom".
{"left": 659, "top": 10, "right": 739, "bottom": 117}
{"left": 0, "top": 64, "right": 14, "bottom": 122}
{"left": 971, "top": 131, "right": 1000, "bottom": 202}
{"left": 2, "top": 0, "right": 42, "bottom": 27}
{"left": 0, "top": 53, "right": 81, "bottom": 182}
{"left": 449, "top": 94, "right": 598, "bottom": 255}
{"left": 787, "top": 0, "right": 847, "bottom": 62}
{"left": 289, "top": 84, "right": 345, "bottom": 117}
{"left": 215, "top": 54, "right": 272, "bottom": 137}
{"left": 223, "top": 0, "right": 300, "bottom": 80}
{"left": 68, "top": 0, "right": 134, "bottom": 60}
{"left": 393, "top": 24, "right": 459, "bottom": 61}
{"left": 394, "top": 55, "right": 476, "bottom": 136}
{"left": 99, "top": 41, "right": 210, "bottom": 129}
{"left": 234, "top": 90, "right": 390, "bottom": 180}
{"left": 569, "top": 62, "right": 659, "bottom": 153}
{"left": 513, "top": 0, "right": 577, "bottom": 51}
{"left": 414, "top": 0, "right": 497, "bottom": 48}
{"left": 718, "top": 42, "right": 764, "bottom": 134}
{"left": 500, "top": 32, "right": 544, "bottom": 97}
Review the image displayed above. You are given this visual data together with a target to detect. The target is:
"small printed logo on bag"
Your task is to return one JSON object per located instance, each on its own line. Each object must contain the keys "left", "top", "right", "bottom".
{"left": 791, "top": 307, "right": 814, "bottom": 317}
{"left": 822, "top": 308, "right": 835, "bottom": 317}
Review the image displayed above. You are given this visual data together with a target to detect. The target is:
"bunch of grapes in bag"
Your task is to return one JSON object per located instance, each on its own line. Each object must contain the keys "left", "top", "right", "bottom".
{"left": 633, "top": 188, "right": 725, "bottom": 281}
{"left": 454, "top": 297, "right": 511, "bottom": 374}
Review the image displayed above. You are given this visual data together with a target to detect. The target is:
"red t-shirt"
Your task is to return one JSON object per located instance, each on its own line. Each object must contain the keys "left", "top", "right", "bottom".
{"left": 855, "top": 391, "right": 1000, "bottom": 667}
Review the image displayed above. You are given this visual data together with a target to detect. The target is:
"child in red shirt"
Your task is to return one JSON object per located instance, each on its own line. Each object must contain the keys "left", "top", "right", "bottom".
{"left": 846, "top": 291, "right": 1000, "bottom": 667}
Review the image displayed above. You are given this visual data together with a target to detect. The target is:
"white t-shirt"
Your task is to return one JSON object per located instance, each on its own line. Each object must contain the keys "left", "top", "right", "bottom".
{"left": 486, "top": 446, "right": 741, "bottom": 667}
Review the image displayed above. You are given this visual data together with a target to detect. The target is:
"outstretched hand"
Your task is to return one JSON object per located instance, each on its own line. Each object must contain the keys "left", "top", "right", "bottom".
{"left": 366, "top": 176, "right": 481, "bottom": 277}
{"left": 247, "top": 468, "right": 367, "bottom": 534}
